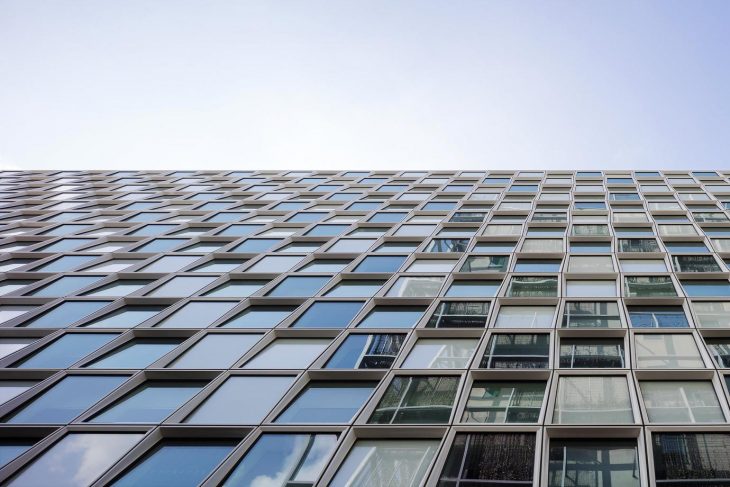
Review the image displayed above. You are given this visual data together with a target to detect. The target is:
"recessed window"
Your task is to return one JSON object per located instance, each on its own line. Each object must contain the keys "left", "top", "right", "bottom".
{"left": 88, "top": 381, "right": 206, "bottom": 423}
{"left": 267, "top": 276, "right": 332, "bottom": 297}
{"left": 559, "top": 338, "right": 624, "bottom": 368}
{"left": 627, "top": 305, "right": 688, "bottom": 328}
{"left": 155, "top": 301, "right": 237, "bottom": 328}
{"left": 439, "top": 433, "right": 536, "bottom": 485}
{"left": 681, "top": 280, "right": 730, "bottom": 297}
{"left": 22, "top": 300, "right": 111, "bottom": 328}
{"left": 624, "top": 276, "right": 677, "bottom": 297}
{"left": 291, "top": 301, "right": 363, "bottom": 328}
{"left": 634, "top": 334, "right": 704, "bottom": 368}
{"left": 514, "top": 259, "right": 561, "bottom": 272}
{"left": 82, "top": 305, "right": 165, "bottom": 328}
{"left": 561, "top": 301, "right": 622, "bottom": 328}
{"left": 325, "top": 280, "right": 385, "bottom": 297}
{"left": 426, "top": 301, "right": 490, "bottom": 328}
{"left": 275, "top": 381, "right": 376, "bottom": 423}
{"left": 353, "top": 255, "right": 405, "bottom": 273}
{"left": 245, "top": 255, "right": 305, "bottom": 272}
{"left": 6, "top": 433, "right": 143, "bottom": 487}
{"left": 107, "top": 441, "right": 236, "bottom": 487}
{"left": 357, "top": 306, "right": 426, "bottom": 329}
{"left": 220, "top": 305, "right": 298, "bottom": 328}
{"left": 5, "top": 375, "right": 128, "bottom": 424}
{"left": 185, "top": 376, "right": 295, "bottom": 424}
{"left": 507, "top": 276, "right": 558, "bottom": 297}
{"left": 459, "top": 255, "right": 508, "bottom": 272}
{"left": 640, "top": 380, "right": 724, "bottom": 423}
{"left": 462, "top": 382, "right": 546, "bottom": 423}
{"left": 242, "top": 338, "right": 330, "bottom": 369}
{"left": 547, "top": 439, "right": 640, "bottom": 487}
{"left": 203, "top": 280, "right": 268, "bottom": 297}
{"left": 567, "top": 256, "right": 613, "bottom": 272}
{"left": 481, "top": 334, "right": 550, "bottom": 369}
{"left": 652, "top": 433, "right": 730, "bottom": 486}
{"left": 84, "top": 339, "right": 182, "bottom": 369}
{"left": 553, "top": 376, "right": 633, "bottom": 424}
{"left": 401, "top": 338, "right": 478, "bottom": 369}
{"left": 168, "top": 334, "right": 261, "bottom": 369}
{"left": 14, "top": 333, "right": 118, "bottom": 369}
{"left": 330, "top": 439, "right": 438, "bottom": 487}
{"left": 28, "top": 276, "right": 104, "bottom": 297}
{"left": 368, "top": 375, "right": 459, "bottom": 424}
{"left": 494, "top": 306, "right": 555, "bottom": 328}
{"left": 326, "top": 334, "right": 405, "bottom": 369}
{"left": 446, "top": 280, "right": 501, "bottom": 297}
{"left": 386, "top": 276, "right": 445, "bottom": 297}
{"left": 146, "top": 276, "right": 217, "bottom": 297}
{"left": 222, "top": 433, "right": 337, "bottom": 487}
{"left": 672, "top": 255, "right": 722, "bottom": 272}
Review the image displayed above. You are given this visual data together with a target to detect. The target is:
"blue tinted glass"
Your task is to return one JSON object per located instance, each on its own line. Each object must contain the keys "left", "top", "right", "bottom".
{"left": 205, "top": 212, "right": 248, "bottom": 222}
{"left": 134, "top": 239, "right": 187, "bottom": 252}
{"left": 83, "top": 306, "right": 166, "bottom": 328}
{"left": 292, "top": 302, "right": 364, "bottom": 329}
{"left": 157, "top": 301, "right": 237, "bottom": 328}
{"left": 273, "top": 202, "right": 307, "bottom": 211}
{"left": 287, "top": 213, "right": 327, "bottom": 223}
{"left": 665, "top": 242, "right": 710, "bottom": 253}
{"left": 628, "top": 306, "right": 689, "bottom": 328}
{"left": 357, "top": 306, "right": 426, "bottom": 328}
{"left": 169, "top": 334, "right": 261, "bottom": 369}
{"left": 85, "top": 340, "right": 181, "bottom": 368}
{"left": 16, "top": 334, "right": 117, "bottom": 369}
{"left": 110, "top": 442, "right": 235, "bottom": 487}
{"left": 267, "top": 276, "right": 331, "bottom": 297}
{"left": 217, "top": 224, "right": 263, "bottom": 237}
{"left": 222, "top": 434, "right": 337, "bottom": 487}
{"left": 354, "top": 256, "right": 406, "bottom": 273}
{"left": 347, "top": 202, "right": 381, "bottom": 211}
{"left": 575, "top": 202, "right": 606, "bottom": 209}
{"left": 369, "top": 212, "right": 406, "bottom": 223}
{"left": 129, "top": 224, "right": 177, "bottom": 236}
{"left": 89, "top": 382, "right": 206, "bottom": 423}
{"left": 326, "top": 334, "right": 404, "bottom": 369}
{"left": 24, "top": 301, "right": 110, "bottom": 328}
{"left": 221, "top": 306, "right": 298, "bottom": 328}
{"left": 275, "top": 382, "right": 376, "bottom": 423}
{"left": 29, "top": 276, "right": 104, "bottom": 297}
{"left": 422, "top": 202, "right": 456, "bottom": 211}
{"left": 32, "top": 256, "right": 96, "bottom": 273}
{"left": 0, "top": 441, "right": 35, "bottom": 467}
{"left": 682, "top": 281, "right": 730, "bottom": 297}
{"left": 232, "top": 239, "right": 282, "bottom": 253}
{"left": 37, "top": 239, "right": 95, "bottom": 252}
{"left": 7, "top": 375, "right": 127, "bottom": 423}
{"left": 306, "top": 225, "right": 349, "bottom": 237}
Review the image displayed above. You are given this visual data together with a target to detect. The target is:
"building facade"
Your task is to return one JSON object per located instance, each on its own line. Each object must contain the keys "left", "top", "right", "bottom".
{"left": 0, "top": 169, "right": 729, "bottom": 486}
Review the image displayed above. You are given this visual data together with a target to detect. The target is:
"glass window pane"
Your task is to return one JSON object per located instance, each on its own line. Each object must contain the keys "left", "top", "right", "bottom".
{"left": 220, "top": 305, "right": 297, "bottom": 329}
{"left": 222, "top": 433, "right": 337, "bottom": 487}
{"left": 628, "top": 306, "right": 688, "bottom": 328}
{"left": 6, "top": 433, "right": 143, "bottom": 487}
{"left": 368, "top": 376, "right": 459, "bottom": 424}
{"left": 185, "top": 376, "right": 295, "bottom": 424}
{"left": 463, "top": 382, "right": 546, "bottom": 423}
{"left": 495, "top": 306, "right": 555, "bottom": 328}
{"left": 386, "top": 276, "right": 444, "bottom": 297}
{"left": 168, "top": 334, "right": 261, "bottom": 369}
{"left": 653, "top": 433, "right": 730, "bottom": 485}
{"left": 561, "top": 301, "right": 622, "bottom": 328}
{"left": 275, "top": 381, "right": 376, "bottom": 423}
{"left": 559, "top": 338, "right": 625, "bottom": 368}
{"left": 548, "top": 440, "right": 640, "bottom": 487}
{"left": 634, "top": 334, "right": 704, "bottom": 368}
{"left": 156, "top": 301, "right": 237, "bottom": 328}
{"left": 330, "top": 439, "right": 438, "bottom": 487}
{"left": 640, "top": 381, "right": 724, "bottom": 423}
{"left": 481, "top": 334, "right": 550, "bottom": 369}
{"left": 553, "top": 376, "right": 633, "bottom": 424}
{"left": 357, "top": 306, "right": 425, "bottom": 329}
{"left": 110, "top": 441, "right": 235, "bottom": 487}
{"left": 147, "top": 276, "right": 217, "bottom": 297}
{"left": 6, "top": 375, "right": 127, "bottom": 423}
{"left": 85, "top": 339, "right": 182, "bottom": 368}
{"left": 401, "top": 339, "right": 478, "bottom": 369}
{"left": 426, "top": 301, "right": 489, "bottom": 328}
{"left": 15, "top": 333, "right": 118, "bottom": 369}
{"left": 22, "top": 301, "right": 110, "bottom": 328}
{"left": 242, "top": 339, "right": 330, "bottom": 369}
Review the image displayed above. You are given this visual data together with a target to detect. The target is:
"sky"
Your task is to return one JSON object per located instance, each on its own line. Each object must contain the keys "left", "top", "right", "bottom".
{"left": 1, "top": 0, "right": 730, "bottom": 171}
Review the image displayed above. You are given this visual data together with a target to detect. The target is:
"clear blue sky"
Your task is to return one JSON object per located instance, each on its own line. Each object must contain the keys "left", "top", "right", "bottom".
{"left": 1, "top": 0, "right": 729, "bottom": 171}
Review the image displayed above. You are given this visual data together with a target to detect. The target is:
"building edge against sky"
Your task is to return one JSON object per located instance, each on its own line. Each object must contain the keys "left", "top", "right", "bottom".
{"left": 0, "top": 169, "right": 728, "bottom": 485}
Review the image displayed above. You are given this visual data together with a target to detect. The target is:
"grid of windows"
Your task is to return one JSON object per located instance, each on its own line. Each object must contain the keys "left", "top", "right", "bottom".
{"left": 1, "top": 169, "right": 730, "bottom": 485}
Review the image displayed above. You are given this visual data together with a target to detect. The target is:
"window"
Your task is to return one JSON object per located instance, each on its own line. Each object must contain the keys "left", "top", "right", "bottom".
{"left": 368, "top": 376, "right": 459, "bottom": 424}
{"left": 481, "top": 334, "right": 550, "bottom": 369}
{"left": 652, "top": 433, "right": 730, "bottom": 486}
{"left": 514, "top": 259, "right": 562, "bottom": 272}
{"left": 325, "top": 280, "right": 385, "bottom": 297}
{"left": 673, "top": 255, "right": 722, "bottom": 272}
{"left": 220, "top": 305, "right": 297, "bottom": 328}
{"left": 401, "top": 339, "right": 478, "bottom": 368}
{"left": 640, "top": 381, "right": 724, "bottom": 423}
{"left": 330, "top": 439, "right": 438, "bottom": 487}
{"left": 567, "top": 256, "right": 613, "bottom": 272}
{"left": 108, "top": 441, "right": 236, "bottom": 487}
{"left": 357, "top": 306, "right": 425, "bottom": 328}
{"left": 507, "top": 276, "right": 558, "bottom": 297}
{"left": 156, "top": 301, "right": 237, "bottom": 328}
{"left": 326, "top": 334, "right": 405, "bottom": 369}
{"left": 439, "top": 433, "right": 536, "bottom": 485}
{"left": 634, "top": 334, "right": 704, "bottom": 368}
{"left": 222, "top": 433, "right": 337, "bottom": 487}
{"left": 84, "top": 339, "right": 182, "bottom": 368}
{"left": 459, "top": 255, "right": 508, "bottom": 272}
{"left": 426, "top": 301, "right": 490, "bottom": 328}
{"left": 559, "top": 338, "right": 625, "bottom": 367}
{"left": 245, "top": 255, "right": 305, "bottom": 272}
{"left": 462, "top": 382, "right": 545, "bottom": 423}
{"left": 562, "top": 301, "right": 622, "bottom": 328}
{"left": 547, "top": 440, "right": 640, "bottom": 487}
{"left": 571, "top": 242, "right": 611, "bottom": 253}
{"left": 243, "top": 338, "right": 330, "bottom": 369}
{"left": 168, "top": 334, "right": 261, "bottom": 369}
{"left": 15, "top": 333, "right": 118, "bottom": 369}
{"left": 624, "top": 276, "right": 677, "bottom": 297}
{"left": 28, "top": 275, "right": 104, "bottom": 297}
{"left": 5, "top": 375, "right": 128, "bottom": 423}
{"left": 553, "top": 376, "right": 633, "bottom": 423}
{"left": 627, "top": 305, "right": 688, "bottom": 328}
{"left": 426, "top": 238, "right": 469, "bottom": 253}
{"left": 494, "top": 306, "right": 555, "bottom": 328}
{"left": 706, "top": 338, "right": 730, "bottom": 367}
{"left": 185, "top": 376, "right": 295, "bottom": 424}
{"left": 138, "top": 255, "right": 199, "bottom": 273}
{"left": 88, "top": 381, "right": 206, "bottom": 423}
{"left": 5, "top": 433, "right": 143, "bottom": 487}
{"left": 618, "top": 238, "right": 659, "bottom": 252}
{"left": 292, "top": 301, "right": 363, "bottom": 328}
{"left": 146, "top": 276, "right": 217, "bottom": 297}
{"left": 682, "top": 280, "right": 730, "bottom": 297}
{"left": 83, "top": 279, "right": 153, "bottom": 297}
{"left": 446, "top": 280, "right": 501, "bottom": 297}
{"left": 83, "top": 305, "right": 165, "bottom": 328}
{"left": 620, "top": 259, "right": 668, "bottom": 272}
{"left": 386, "top": 276, "right": 444, "bottom": 297}
{"left": 267, "top": 276, "right": 332, "bottom": 297}
{"left": 566, "top": 280, "right": 616, "bottom": 297}
{"left": 353, "top": 255, "right": 405, "bottom": 273}
{"left": 275, "top": 381, "right": 376, "bottom": 423}
{"left": 520, "top": 238, "right": 563, "bottom": 253}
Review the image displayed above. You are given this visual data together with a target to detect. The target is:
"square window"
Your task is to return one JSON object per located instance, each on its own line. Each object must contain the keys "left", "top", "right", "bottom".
{"left": 634, "top": 334, "right": 704, "bottom": 368}
{"left": 640, "top": 381, "right": 724, "bottom": 423}
{"left": 548, "top": 440, "right": 640, "bottom": 487}
{"left": 553, "top": 376, "right": 633, "bottom": 424}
